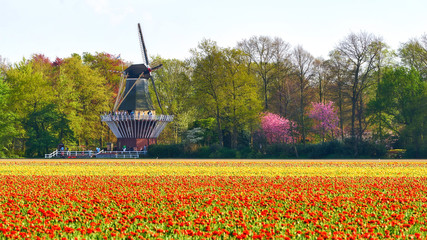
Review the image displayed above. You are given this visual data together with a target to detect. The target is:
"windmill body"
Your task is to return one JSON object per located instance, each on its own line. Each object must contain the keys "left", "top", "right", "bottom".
{"left": 118, "top": 64, "right": 155, "bottom": 113}
{"left": 100, "top": 24, "right": 173, "bottom": 151}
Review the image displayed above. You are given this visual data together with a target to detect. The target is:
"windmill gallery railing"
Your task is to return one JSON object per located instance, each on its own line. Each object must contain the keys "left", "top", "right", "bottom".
{"left": 100, "top": 113, "right": 173, "bottom": 139}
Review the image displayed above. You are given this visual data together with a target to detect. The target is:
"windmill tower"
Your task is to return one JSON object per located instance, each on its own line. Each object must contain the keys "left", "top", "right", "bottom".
{"left": 100, "top": 23, "right": 173, "bottom": 150}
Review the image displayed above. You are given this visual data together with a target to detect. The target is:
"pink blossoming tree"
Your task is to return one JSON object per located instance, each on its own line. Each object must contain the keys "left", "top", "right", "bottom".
{"left": 261, "top": 112, "right": 298, "bottom": 143}
{"left": 308, "top": 101, "right": 340, "bottom": 141}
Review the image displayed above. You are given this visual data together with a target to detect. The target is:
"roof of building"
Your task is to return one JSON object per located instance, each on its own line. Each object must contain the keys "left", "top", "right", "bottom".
{"left": 124, "top": 64, "right": 150, "bottom": 79}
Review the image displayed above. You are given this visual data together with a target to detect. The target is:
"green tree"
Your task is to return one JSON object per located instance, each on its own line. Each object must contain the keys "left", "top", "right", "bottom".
{"left": 82, "top": 52, "right": 125, "bottom": 147}
{"left": 190, "top": 39, "right": 228, "bottom": 146}
{"left": 5, "top": 58, "right": 54, "bottom": 120}
{"left": 222, "top": 48, "right": 262, "bottom": 148}
{"left": 0, "top": 74, "right": 19, "bottom": 157}
{"left": 399, "top": 35, "right": 427, "bottom": 80}
{"left": 151, "top": 57, "right": 195, "bottom": 144}
{"left": 191, "top": 41, "right": 262, "bottom": 148}
{"left": 186, "top": 118, "right": 217, "bottom": 146}
{"left": 57, "top": 55, "right": 110, "bottom": 149}
{"left": 24, "top": 104, "right": 73, "bottom": 157}
{"left": 82, "top": 52, "right": 125, "bottom": 105}
{"left": 368, "top": 67, "right": 426, "bottom": 157}
{"left": 368, "top": 42, "right": 395, "bottom": 143}
{"left": 5, "top": 57, "right": 56, "bottom": 155}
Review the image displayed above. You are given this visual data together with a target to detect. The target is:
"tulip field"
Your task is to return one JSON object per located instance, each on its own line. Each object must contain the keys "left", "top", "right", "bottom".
{"left": 0, "top": 160, "right": 427, "bottom": 239}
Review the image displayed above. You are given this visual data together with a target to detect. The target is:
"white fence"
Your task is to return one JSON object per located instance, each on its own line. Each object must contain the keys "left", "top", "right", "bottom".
{"left": 45, "top": 150, "right": 147, "bottom": 159}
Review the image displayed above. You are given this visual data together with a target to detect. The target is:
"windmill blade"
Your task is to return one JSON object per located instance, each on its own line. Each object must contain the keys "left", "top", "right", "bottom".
{"left": 150, "top": 63, "right": 163, "bottom": 71}
{"left": 149, "top": 59, "right": 163, "bottom": 71}
{"left": 137, "top": 23, "right": 164, "bottom": 114}
{"left": 150, "top": 76, "right": 164, "bottom": 114}
{"left": 112, "top": 73, "right": 127, "bottom": 112}
{"left": 138, "top": 23, "right": 150, "bottom": 66}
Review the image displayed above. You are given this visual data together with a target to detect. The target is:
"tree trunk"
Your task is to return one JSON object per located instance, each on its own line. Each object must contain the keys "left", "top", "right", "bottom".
{"left": 232, "top": 126, "right": 238, "bottom": 149}
{"left": 338, "top": 83, "right": 344, "bottom": 141}
{"left": 264, "top": 78, "right": 268, "bottom": 110}
{"left": 351, "top": 65, "right": 361, "bottom": 156}
{"left": 377, "top": 64, "right": 383, "bottom": 143}
{"left": 231, "top": 102, "right": 238, "bottom": 149}
{"left": 290, "top": 123, "right": 299, "bottom": 158}
{"left": 358, "top": 93, "right": 364, "bottom": 142}
{"left": 351, "top": 88, "right": 358, "bottom": 156}
{"left": 300, "top": 77, "right": 306, "bottom": 145}
{"left": 319, "top": 78, "right": 323, "bottom": 103}
{"left": 215, "top": 105, "right": 223, "bottom": 147}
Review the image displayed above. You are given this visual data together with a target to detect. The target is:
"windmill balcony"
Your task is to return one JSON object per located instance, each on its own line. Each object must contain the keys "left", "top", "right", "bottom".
{"left": 101, "top": 112, "right": 173, "bottom": 139}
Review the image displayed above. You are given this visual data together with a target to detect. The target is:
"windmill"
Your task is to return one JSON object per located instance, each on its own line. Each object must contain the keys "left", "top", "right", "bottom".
{"left": 101, "top": 23, "right": 173, "bottom": 151}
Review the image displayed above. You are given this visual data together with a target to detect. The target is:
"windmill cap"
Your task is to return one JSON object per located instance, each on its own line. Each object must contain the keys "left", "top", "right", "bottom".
{"left": 125, "top": 64, "right": 150, "bottom": 78}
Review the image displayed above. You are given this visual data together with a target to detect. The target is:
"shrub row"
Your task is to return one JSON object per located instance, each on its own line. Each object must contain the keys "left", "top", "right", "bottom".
{"left": 147, "top": 140, "right": 388, "bottom": 159}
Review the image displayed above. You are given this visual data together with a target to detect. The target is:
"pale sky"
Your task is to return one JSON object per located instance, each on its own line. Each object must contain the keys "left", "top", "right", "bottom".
{"left": 1, "top": 0, "right": 426, "bottom": 65}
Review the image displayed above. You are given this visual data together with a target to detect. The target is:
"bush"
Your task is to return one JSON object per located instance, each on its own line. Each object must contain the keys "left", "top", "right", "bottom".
{"left": 146, "top": 139, "right": 387, "bottom": 159}
{"left": 355, "top": 140, "right": 387, "bottom": 158}
{"left": 308, "top": 140, "right": 343, "bottom": 159}
{"left": 236, "top": 146, "right": 253, "bottom": 159}
{"left": 404, "top": 145, "right": 427, "bottom": 159}
{"left": 209, "top": 147, "right": 236, "bottom": 159}
{"left": 191, "top": 146, "right": 211, "bottom": 158}
{"left": 148, "top": 144, "right": 184, "bottom": 158}
{"left": 148, "top": 144, "right": 239, "bottom": 159}
{"left": 264, "top": 144, "right": 297, "bottom": 158}
{"left": 246, "top": 150, "right": 261, "bottom": 159}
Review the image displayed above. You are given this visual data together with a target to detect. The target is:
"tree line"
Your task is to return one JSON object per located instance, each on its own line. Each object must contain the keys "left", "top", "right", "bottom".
{"left": 0, "top": 32, "right": 426, "bottom": 158}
